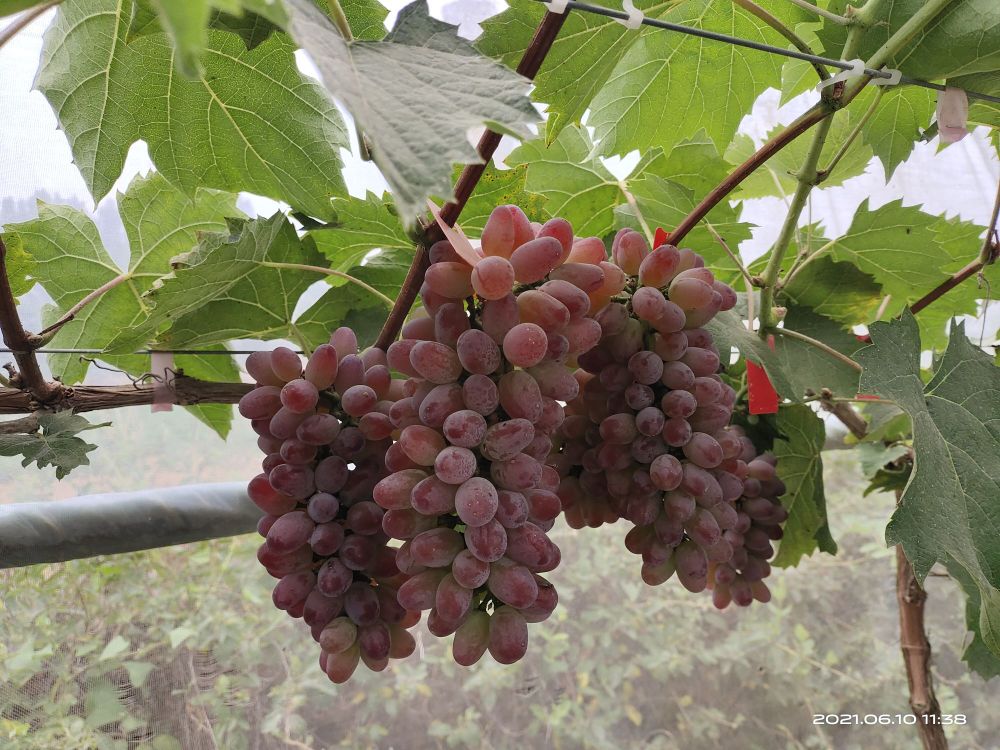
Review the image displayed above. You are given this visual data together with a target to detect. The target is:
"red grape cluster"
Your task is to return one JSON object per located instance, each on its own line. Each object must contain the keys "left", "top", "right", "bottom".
{"left": 371, "top": 205, "right": 615, "bottom": 664}
{"left": 553, "top": 229, "right": 787, "bottom": 607}
{"left": 239, "top": 329, "right": 420, "bottom": 682}
{"left": 238, "top": 203, "right": 792, "bottom": 680}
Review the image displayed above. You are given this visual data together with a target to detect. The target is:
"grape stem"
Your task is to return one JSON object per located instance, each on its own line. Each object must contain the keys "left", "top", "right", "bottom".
{"left": 0, "top": 1, "right": 61, "bottom": 51}
{"left": 816, "top": 86, "right": 884, "bottom": 184}
{"left": 259, "top": 261, "right": 395, "bottom": 308}
{"left": 373, "top": 9, "right": 571, "bottom": 351}
{"left": 783, "top": 0, "right": 850, "bottom": 26}
{"left": 618, "top": 179, "right": 655, "bottom": 247}
{"left": 0, "top": 238, "right": 61, "bottom": 402}
{"left": 769, "top": 326, "right": 862, "bottom": 372}
{"left": 35, "top": 272, "right": 132, "bottom": 342}
{"left": 704, "top": 222, "right": 753, "bottom": 287}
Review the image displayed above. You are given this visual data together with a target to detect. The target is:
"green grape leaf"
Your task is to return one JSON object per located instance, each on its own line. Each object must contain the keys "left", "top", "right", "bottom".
{"left": 175, "top": 350, "right": 239, "bottom": 438}
{"left": 103, "top": 216, "right": 290, "bottom": 353}
{"left": 826, "top": 199, "right": 950, "bottom": 302}
{"left": 586, "top": 1, "right": 784, "bottom": 157}
{"left": 857, "top": 312, "right": 1000, "bottom": 659}
{"left": 153, "top": 219, "right": 358, "bottom": 350}
{"left": 479, "top": 0, "right": 782, "bottom": 154}
{"left": 772, "top": 306, "right": 863, "bottom": 399}
{"left": 820, "top": 0, "right": 1000, "bottom": 81}
{"left": 945, "top": 556, "right": 1000, "bottom": 680}
{"left": 856, "top": 441, "right": 910, "bottom": 480}
{"left": 725, "top": 111, "right": 873, "bottom": 200}
{"left": 10, "top": 175, "right": 241, "bottom": 383}
{"left": 312, "top": 193, "right": 413, "bottom": 273}
{"left": 337, "top": 0, "right": 390, "bottom": 41}
{"left": 478, "top": 0, "right": 673, "bottom": 144}
{"left": 857, "top": 86, "right": 936, "bottom": 180}
{"left": 0, "top": 412, "right": 110, "bottom": 479}
{"left": 615, "top": 174, "right": 753, "bottom": 276}
{"left": 504, "top": 126, "right": 624, "bottom": 239}
{"left": 772, "top": 404, "right": 835, "bottom": 567}
{"left": 0, "top": 232, "right": 36, "bottom": 298}
{"left": 779, "top": 21, "right": 825, "bottom": 105}
{"left": 438, "top": 164, "right": 548, "bottom": 236}
{"left": 128, "top": 1, "right": 290, "bottom": 73}
{"left": 704, "top": 309, "right": 799, "bottom": 401}
{"left": 782, "top": 255, "right": 883, "bottom": 327}
{"left": 37, "top": 0, "right": 349, "bottom": 219}
{"left": 283, "top": 0, "right": 538, "bottom": 225}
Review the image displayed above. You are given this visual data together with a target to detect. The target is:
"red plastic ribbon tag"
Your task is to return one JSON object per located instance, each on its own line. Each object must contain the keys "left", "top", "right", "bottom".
{"left": 654, "top": 227, "right": 669, "bottom": 247}
{"left": 747, "top": 335, "right": 778, "bottom": 414}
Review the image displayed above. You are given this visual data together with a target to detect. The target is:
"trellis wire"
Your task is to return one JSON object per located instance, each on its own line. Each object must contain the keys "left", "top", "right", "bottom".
{"left": 536, "top": 0, "right": 1000, "bottom": 105}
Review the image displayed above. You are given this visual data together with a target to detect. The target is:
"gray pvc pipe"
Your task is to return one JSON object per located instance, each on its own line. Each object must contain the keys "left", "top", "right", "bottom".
{"left": 0, "top": 482, "right": 263, "bottom": 568}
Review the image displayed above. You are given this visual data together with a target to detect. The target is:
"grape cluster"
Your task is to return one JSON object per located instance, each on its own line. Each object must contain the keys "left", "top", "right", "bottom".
{"left": 239, "top": 202, "right": 792, "bottom": 680}
{"left": 371, "top": 205, "right": 613, "bottom": 664}
{"left": 553, "top": 229, "right": 787, "bottom": 607}
{"left": 239, "top": 329, "right": 420, "bottom": 682}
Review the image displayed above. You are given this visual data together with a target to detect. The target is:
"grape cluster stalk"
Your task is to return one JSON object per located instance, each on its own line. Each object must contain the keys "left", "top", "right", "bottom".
{"left": 238, "top": 203, "right": 791, "bottom": 682}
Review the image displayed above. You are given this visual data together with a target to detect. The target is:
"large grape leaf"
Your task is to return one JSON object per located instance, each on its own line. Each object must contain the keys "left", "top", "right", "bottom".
{"left": 0, "top": 412, "right": 109, "bottom": 479}
{"left": 478, "top": 0, "right": 787, "bottom": 152}
{"left": 164, "top": 231, "right": 346, "bottom": 348}
{"left": 113, "top": 215, "right": 368, "bottom": 352}
{"left": 857, "top": 312, "right": 1000, "bottom": 659}
{"left": 772, "top": 404, "right": 835, "bottom": 567}
{"left": 312, "top": 193, "right": 414, "bottom": 273}
{"left": 826, "top": 200, "right": 950, "bottom": 302}
{"left": 37, "top": 0, "right": 349, "bottom": 219}
{"left": 586, "top": 0, "right": 784, "bottom": 157}
{"left": 283, "top": 0, "right": 538, "bottom": 224}
{"left": 6, "top": 175, "right": 241, "bottom": 383}
{"left": 857, "top": 85, "right": 936, "bottom": 180}
{"left": 820, "top": 0, "right": 1000, "bottom": 81}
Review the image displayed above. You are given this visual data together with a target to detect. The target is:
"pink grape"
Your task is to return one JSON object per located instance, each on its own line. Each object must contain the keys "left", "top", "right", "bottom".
{"left": 471, "top": 256, "right": 516, "bottom": 299}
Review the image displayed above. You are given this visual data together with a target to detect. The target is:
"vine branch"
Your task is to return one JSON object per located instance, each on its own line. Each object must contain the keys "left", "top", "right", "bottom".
{"left": 0, "top": 377, "right": 251, "bottom": 415}
{"left": 373, "top": 9, "right": 571, "bottom": 350}
{"left": 0, "top": 238, "right": 61, "bottom": 402}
